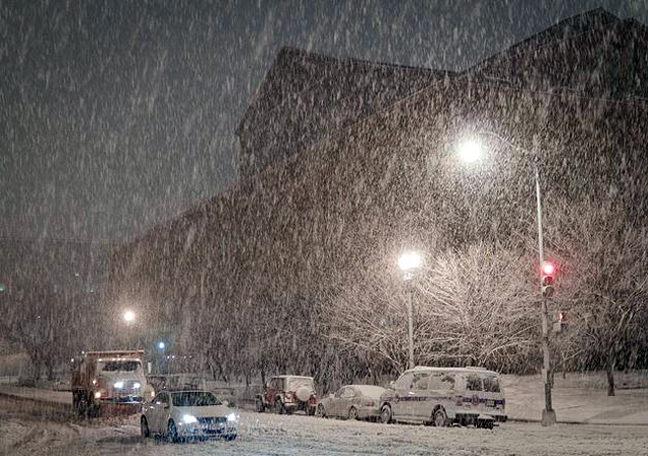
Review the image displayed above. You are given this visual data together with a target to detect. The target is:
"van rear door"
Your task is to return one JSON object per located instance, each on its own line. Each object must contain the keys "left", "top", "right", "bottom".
{"left": 481, "top": 374, "right": 504, "bottom": 414}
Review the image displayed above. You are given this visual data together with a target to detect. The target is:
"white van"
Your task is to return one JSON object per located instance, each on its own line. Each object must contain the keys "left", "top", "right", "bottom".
{"left": 379, "top": 366, "right": 507, "bottom": 428}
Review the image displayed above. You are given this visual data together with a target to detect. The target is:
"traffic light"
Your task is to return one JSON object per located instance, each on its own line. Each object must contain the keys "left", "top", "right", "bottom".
{"left": 553, "top": 312, "right": 568, "bottom": 333}
{"left": 541, "top": 262, "right": 556, "bottom": 298}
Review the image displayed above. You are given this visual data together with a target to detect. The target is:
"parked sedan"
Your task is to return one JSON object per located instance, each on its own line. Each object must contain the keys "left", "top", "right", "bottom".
{"left": 316, "top": 385, "right": 385, "bottom": 420}
{"left": 141, "top": 390, "right": 238, "bottom": 442}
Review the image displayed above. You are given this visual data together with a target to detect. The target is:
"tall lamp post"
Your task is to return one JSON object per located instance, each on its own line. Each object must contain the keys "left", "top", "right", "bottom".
{"left": 398, "top": 251, "right": 422, "bottom": 370}
{"left": 459, "top": 131, "right": 556, "bottom": 426}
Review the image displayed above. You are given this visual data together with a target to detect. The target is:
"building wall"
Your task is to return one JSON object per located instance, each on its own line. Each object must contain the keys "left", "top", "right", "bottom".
{"left": 109, "top": 80, "right": 648, "bottom": 358}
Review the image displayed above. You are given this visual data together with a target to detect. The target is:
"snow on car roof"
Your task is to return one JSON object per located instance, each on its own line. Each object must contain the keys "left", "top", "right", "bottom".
{"left": 272, "top": 375, "right": 313, "bottom": 379}
{"left": 407, "top": 366, "right": 500, "bottom": 375}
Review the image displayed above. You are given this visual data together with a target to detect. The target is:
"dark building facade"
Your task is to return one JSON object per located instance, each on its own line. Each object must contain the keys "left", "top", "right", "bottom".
{"left": 236, "top": 47, "right": 451, "bottom": 180}
{"left": 465, "top": 8, "right": 648, "bottom": 100}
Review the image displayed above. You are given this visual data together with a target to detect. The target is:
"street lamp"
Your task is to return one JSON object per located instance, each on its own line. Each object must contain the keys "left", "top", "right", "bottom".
{"left": 398, "top": 250, "right": 422, "bottom": 370}
{"left": 458, "top": 130, "right": 557, "bottom": 426}
{"left": 123, "top": 310, "right": 135, "bottom": 324}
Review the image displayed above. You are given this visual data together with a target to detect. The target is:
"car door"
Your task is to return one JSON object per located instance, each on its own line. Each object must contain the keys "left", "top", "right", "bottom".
{"left": 410, "top": 372, "right": 430, "bottom": 420}
{"left": 329, "top": 387, "right": 345, "bottom": 417}
{"left": 392, "top": 372, "right": 415, "bottom": 420}
{"left": 341, "top": 387, "right": 357, "bottom": 417}
{"left": 150, "top": 392, "right": 169, "bottom": 433}
{"left": 265, "top": 378, "right": 280, "bottom": 406}
{"left": 464, "top": 374, "right": 484, "bottom": 414}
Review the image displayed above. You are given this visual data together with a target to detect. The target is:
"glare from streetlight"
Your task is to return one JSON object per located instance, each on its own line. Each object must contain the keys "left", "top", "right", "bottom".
{"left": 158, "top": 342, "right": 165, "bottom": 350}
{"left": 458, "top": 139, "right": 483, "bottom": 163}
{"left": 123, "top": 310, "right": 135, "bottom": 323}
{"left": 398, "top": 251, "right": 422, "bottom": 273}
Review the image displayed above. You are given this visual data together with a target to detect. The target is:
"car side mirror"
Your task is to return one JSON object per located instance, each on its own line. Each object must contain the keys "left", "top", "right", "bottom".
{"left": 222, "top": 400, "right": 230, "bottom": 407}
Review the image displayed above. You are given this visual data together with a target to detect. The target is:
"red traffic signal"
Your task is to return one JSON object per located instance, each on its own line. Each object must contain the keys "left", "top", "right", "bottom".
{"left": 542, "top": 262, "right": 555, "bottom": 276}
{"left": 541, "top": 262, "right": 556, "bottom": 298}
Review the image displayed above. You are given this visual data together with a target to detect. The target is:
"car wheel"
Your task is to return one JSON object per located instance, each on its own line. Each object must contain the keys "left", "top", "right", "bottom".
{"left": 380, "top": 405, "right": 393, "bottom": 424}
{"left": 273, "top": 398, "right": 285, "bottom": 415}
{"left": 256, "top": 397, "right": 265, "bottom": 413}
{"left": 433, "top": 408, "right": 448, "bottom": 427}
{"left": 140, "top": 416, "right": 150, "bottom": 438}
{"left": 316, "top": 404, "right": 326, "bottom": 418}
{"left": 166, "top": 419, "right": 178, "bottom": 443}
{"left": 76, "top": 393, "right": 90, "bottom": 416}
{"left": 348, "top": 407, "right": 358, "bottom": 420}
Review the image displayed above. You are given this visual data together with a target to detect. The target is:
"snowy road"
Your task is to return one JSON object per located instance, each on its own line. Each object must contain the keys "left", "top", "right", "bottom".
{"left": 2, "top": 396, "right": 648, "bottom": 456}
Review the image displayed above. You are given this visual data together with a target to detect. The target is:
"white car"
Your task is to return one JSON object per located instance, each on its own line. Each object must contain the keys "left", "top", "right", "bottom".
{"left": 141, "top": 390, "right": 238, "bottom": 442}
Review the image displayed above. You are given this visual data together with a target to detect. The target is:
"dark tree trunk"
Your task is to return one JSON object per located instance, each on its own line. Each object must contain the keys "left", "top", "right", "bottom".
{"left": 606, "top": 351, "right": 616, "bottom": 397}
{"left": 46, "top": 361, "right": 55, "bottom": 381}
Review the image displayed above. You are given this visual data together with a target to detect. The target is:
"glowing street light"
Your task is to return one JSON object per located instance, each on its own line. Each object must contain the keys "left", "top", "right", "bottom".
{"left": 158, "top": 341, "right": 165, "bottom": 350}
{"left": 398, "top": 250, "right": 422, "bottom": 370}
{"left": 398, "top": 251, "right": 422, "bottom": 275}
{"left": 458, "top": 139, "right": 483, "bottom": 163}
{"left": 123, "top": 310, "right": 135, "bottom": 323}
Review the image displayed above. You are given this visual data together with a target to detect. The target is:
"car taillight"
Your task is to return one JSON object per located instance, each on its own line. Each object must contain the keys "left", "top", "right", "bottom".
{"left": 455, "top": 395, "right": 463, "bottom": 406}
{"left": 365, "top": 400, "right": 375, "bottom": 407}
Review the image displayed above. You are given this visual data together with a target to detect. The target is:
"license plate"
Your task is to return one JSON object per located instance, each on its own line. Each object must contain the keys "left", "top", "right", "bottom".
{"left": 486, "top": 399, "right": 495, "bottom": 407}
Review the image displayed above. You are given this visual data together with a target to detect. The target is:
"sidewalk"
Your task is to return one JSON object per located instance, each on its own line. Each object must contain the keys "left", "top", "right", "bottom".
{"left": 0, "top": 385, "right": 72, "bottom": 407}
{"left": 502, "top": 374, "right": 648, "bottom": 425}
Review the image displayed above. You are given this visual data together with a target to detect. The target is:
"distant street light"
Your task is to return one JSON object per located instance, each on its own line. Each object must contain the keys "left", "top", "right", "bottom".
{"left": 398, "top": 250, "right": 422, "bottom": 370}
{"left": 158, "top": 341, "right": 165, "bottom": 350}
{"left": 458, "top": 130, "right": 556, "bottom": 426}
{"left": 123, "top": 310, "right": 135, "bottom": 324}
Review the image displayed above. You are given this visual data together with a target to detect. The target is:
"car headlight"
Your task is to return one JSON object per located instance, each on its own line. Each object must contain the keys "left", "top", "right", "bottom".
{"left": 94, "top": 391, "right": 102, "bottom": 399}
{"left": 150, "top": 390, "right": 155, "bottom": 397}
{"left": 227, "top": 413, "right": 238, "bottom": 423}
{"left": 114, "top": 381, "right": 124, "bottom": 389}
{"left": 182, "top": 414, "right": 198, "bottom": 424}
{"left": 133, "top": 382, "right": 141, "bottom": 389}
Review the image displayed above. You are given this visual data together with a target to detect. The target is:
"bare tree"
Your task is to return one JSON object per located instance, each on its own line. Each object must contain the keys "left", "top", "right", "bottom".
{"left": 546, "top": 198, "right": 648, "bottom": 396}
{"left": 326, "top": 242, "right": 540, "bottom": 374}
{"left": 415, "top": 243, "right": 539, "bottom": 371}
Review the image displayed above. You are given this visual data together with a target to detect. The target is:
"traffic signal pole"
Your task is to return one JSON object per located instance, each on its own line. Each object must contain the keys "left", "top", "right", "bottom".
{"left": 534, "top": 161, "right": 556, "bottom": 426}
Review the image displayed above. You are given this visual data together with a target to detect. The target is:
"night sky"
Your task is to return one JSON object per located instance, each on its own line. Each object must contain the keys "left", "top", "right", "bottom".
{"left": 2, "top": 0, "right": 646, "bottom": 242}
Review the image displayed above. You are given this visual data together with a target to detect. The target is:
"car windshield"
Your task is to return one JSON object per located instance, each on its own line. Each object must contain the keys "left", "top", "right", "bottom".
{"left": 99, "top": 361, "right": 140, "bottom": 372}
{"left": 172, "top": 391, "right": 221, "bottom": 407}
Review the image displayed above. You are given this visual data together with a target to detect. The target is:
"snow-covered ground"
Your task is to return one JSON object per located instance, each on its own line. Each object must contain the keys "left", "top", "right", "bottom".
{"left": 2, "top": 395, "right": 648, "bottom": 456}
{"left": 2, "top": 372, "right": 648, "bottom": 455}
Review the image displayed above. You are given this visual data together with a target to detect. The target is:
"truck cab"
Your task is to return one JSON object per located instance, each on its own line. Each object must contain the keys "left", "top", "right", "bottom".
{"left": 72, "top": 350, "right": 155, "bottom": 415}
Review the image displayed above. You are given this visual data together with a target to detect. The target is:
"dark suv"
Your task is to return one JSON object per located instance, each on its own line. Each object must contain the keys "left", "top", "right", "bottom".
{"left": 256, "top": 375, "right": 317, "bottom": 415}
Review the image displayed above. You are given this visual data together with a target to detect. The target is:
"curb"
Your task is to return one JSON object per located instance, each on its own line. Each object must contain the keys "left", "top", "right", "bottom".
{"left": 507, "top": 417, "right": 648, "bottom": 427}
